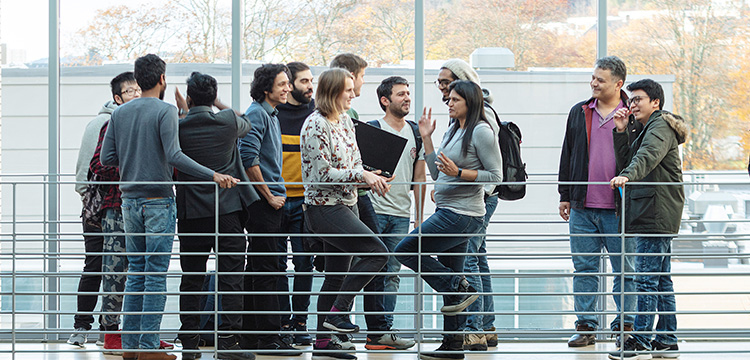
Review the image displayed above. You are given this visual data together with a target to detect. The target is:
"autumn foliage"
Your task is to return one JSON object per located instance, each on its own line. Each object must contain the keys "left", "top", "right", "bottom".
{"left": 68, "top": 0, "right": 750, "bottom": 170}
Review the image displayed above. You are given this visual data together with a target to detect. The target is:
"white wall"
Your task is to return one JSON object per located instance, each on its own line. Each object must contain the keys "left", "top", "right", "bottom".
{"left": 0, "top": 64, "right": 675, "bottom": 269}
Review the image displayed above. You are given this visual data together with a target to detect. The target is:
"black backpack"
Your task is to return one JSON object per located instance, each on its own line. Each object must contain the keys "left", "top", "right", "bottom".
{"left": 485, "top": 103, "right": 527, "bottom": 201}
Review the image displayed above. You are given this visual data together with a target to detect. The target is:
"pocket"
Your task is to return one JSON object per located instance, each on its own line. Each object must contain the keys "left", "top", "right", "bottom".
{"left": 627, "top": 187, "right": 656, "bottom": 227}
{"left": 143, "top": 201, "right": 175, "bottom": 234}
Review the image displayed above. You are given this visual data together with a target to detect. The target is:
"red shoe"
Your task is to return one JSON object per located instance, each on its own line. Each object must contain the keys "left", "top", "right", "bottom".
{"left": 103, "top": 333, "right": 123, "bottom": 355}
{"left": 159, "top": 340, "right": 174, "bottom": 349}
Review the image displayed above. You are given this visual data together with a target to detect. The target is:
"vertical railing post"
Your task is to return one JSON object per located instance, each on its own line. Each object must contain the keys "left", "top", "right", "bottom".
{"left": 47, "top": 0, "right": 61, "bottom": 340}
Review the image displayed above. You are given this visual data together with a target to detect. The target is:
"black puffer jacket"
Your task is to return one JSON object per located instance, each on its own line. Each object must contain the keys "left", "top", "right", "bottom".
{"left": 558, "top": 91, "right": 643, "bottom": 208}
{"left": 614, "top": 110, "right": 688, "bottom": 234}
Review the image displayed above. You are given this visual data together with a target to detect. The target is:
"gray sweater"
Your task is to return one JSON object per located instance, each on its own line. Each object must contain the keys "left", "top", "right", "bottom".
{"left": 101, "top": 97, "right": 214, "bottom": 199}
{"left": 427, "top": 122, "right": 502, "bottom": 217}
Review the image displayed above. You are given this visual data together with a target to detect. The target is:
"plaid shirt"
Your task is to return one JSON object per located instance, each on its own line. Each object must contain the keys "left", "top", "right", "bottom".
{"left": 89, "top": 121, "right": 122, "bottom": 211}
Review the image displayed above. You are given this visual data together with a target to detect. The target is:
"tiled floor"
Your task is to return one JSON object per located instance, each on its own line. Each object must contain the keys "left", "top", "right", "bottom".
{"left": 1, "top": 341, "right": 750, "bottom": 359}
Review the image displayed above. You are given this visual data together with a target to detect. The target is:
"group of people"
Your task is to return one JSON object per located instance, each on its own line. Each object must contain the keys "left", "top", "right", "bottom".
{"left": 70, "top": 52, "right": 686, "bottom": 360}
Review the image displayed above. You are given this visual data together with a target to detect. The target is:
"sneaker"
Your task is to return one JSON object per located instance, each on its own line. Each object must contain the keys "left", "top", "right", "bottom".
{"left": 179, "top": 334, "right": 202, "bottom": 360}
{"left": 485, "top": 327, "right": 498, "bottom": 347}
{"left": 281, "top": 323, "right": 295, "bottom": 347}
{"left": 332, "top": 334, "right": 356, "bottom": 351}
{"left": 96, "top": 331, "right": 105, "bottom": 346}
{"left": 365, "top": 333, "right": 415, "bottom": 350}
{"left": 293, "top": 321, "right": 313, "bottom": 345}
{"left": 462, "top": 333, "right": 487, "bottom": 351}
{"left": 323, "top": 314, "right": 360, "bottom": 333}
{"left": 419, "top": 336, "right": 464, "bottom": 360}
{"left": 67, "top": 328, "right": 88, "bottom": 347}
{"left": 102, "top": 333, "right": 123, "bottom": 355}
{"left": 568, "top": 324, "right": 596, "bottom": 347}
{"left": 441, "top": 278, "right": 479, "bottom": 315}
{"left": 613, "top": 324, "right": 634, "bottom": 349}
{"left": 217, "top": 335, "right": 256, "bottom": 360}
{"left": 651, "top": 340, "right": 680, "bottom": 358}
{"left": 312, "top": 338, "right": 357, "bottom": 360}
{"left": 160, "top": 340, "right": 175, "bottom": 349}
{"left": 134, "top": 353, "right": 177, "bottom": 360}
{"left": 255, "top": 336, "right": 303, "bottom": 356}
{"left": 608, "top": 337, "right": 653, "bottom": 360}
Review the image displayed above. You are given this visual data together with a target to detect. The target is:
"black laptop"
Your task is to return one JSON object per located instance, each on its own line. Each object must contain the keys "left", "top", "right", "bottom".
{"left": 353, "top": 120, "right": 407, "bottom": 178}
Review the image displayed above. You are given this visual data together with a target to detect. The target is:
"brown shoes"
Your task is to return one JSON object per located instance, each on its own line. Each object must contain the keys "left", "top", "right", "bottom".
{"left": 132, "top": 352, "right": 177, "bottom": 360}
{"left": 567, "top": 324, "right": 596, "bottom": 347}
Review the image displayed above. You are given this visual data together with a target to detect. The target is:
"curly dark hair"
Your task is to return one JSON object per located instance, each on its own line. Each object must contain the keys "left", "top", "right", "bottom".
{"left": 250, "top": 64, "right": 291, "bottom": 102}
{"left": 186, "top": 72, "right": 217, "bottom": 107}
{"left": 134, "top": 54, "right": 165, "bottom": 91}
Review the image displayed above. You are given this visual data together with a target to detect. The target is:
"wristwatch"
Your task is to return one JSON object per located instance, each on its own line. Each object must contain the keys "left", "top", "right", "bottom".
{"left": 178, "top": 108, "right": 186, "bottom": 117}
{"left": 456, "top": 168, "right": 463, "bottom": 179}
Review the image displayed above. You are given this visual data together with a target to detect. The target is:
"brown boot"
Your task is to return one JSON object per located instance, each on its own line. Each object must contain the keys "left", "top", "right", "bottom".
{"left": 137, "top": 351, "right": 177, "bottom": 360}
{"left": 567, "top": 324, "right": 596, "bottom": 347}
{"left": 612, "top": 323, "right": 633, "bottom": 348}
{"left": 122, "top": 352, "right": 138, "bottom": 360}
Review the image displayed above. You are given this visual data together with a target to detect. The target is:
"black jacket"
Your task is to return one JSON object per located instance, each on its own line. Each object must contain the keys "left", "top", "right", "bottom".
{"left": 176, "top": 106, "right": 260, "bottom": 220}
{"left": 614, "top": 110, "right": 688, "bottom": 234}
{"left": 558, "top": 90, "right": 643, "bottom": 209}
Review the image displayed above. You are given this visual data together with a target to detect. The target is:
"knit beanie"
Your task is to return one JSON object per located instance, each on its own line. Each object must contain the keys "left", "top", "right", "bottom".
{"left": 441, "top": 58, "right": 480, "bottom": 86}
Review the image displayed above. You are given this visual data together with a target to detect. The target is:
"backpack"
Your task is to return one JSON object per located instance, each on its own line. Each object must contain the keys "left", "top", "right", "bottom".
{"left": 485, "top": 103, "right": 527, "bottom": 201}
{"left": 367, "top": 119, "right": 423, "bottom": 170}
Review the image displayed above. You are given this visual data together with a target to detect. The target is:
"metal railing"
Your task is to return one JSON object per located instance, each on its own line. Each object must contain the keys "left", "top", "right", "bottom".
{"left": 1, "top": 173, "right": 750, "bottom": 358}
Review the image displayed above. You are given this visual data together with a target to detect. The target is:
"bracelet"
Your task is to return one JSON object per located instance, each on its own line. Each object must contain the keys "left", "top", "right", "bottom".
{"left": 456, "top": 168, "right": 463, "bottom": 179}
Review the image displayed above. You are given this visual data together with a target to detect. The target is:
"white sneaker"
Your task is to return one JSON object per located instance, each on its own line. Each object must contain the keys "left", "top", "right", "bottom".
{"left": 365, "top": 333, "right": 416, "bottom": 350}
{"left": 67, "top": 328, "right": 88, "bottom": 347}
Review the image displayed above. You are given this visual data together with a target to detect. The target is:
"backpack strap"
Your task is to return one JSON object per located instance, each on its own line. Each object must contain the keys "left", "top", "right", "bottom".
{"left": 367, "top": 119, "right": 381, "bottom": 128}
{"left": 484, "top": 102, "right": 502, "bottom": 130}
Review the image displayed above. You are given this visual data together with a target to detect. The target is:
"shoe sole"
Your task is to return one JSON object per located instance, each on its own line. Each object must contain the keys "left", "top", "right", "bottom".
{"left": 66, "top": 341, "right": 85, "bottom": 347}
{"left": 652, "top": 353, "right": 680, "bottom": 359}
{"left": 365, "top": 344, "right": 414, "bottom": 350}
{"left": 322, "top": 322, "right": 359, "bottom": 333}
{"left": 311, "top": 354, "right": 357, "bottom": 360}
{"left": 440, "top": 294, "right": 479, "bottom": 315}
{"left": 103, "top": 350, "right": 123, "bottom": 355}
{"left": 608, "top": 354, "right": 652, "bottom": 360}
{"left": 419, "top": 354, "right": 464, "bottom": 360}
{"left": 462, "top": 344, "right": 488, "bottom": 351}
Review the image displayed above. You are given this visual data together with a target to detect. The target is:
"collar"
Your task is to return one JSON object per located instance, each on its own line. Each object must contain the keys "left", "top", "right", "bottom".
{"left": 187, "top": 105, "right": 213, "bottom": 115}
{"left": 260, "top": 101, "right": 278, "bottom": 117}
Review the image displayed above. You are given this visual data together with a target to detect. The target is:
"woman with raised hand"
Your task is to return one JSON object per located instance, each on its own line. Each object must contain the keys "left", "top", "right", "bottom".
{"left": 395, "top": 80, "right": 502, "bottom": 360}
{"left": 299, "top": 68, "right": 389, "bottom": 360}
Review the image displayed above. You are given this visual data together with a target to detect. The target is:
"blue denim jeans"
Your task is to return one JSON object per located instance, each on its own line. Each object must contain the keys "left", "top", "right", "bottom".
{"left": 569, "top": 207, "right": 636, "bottom": 330}
{"left": 631, "top": 236, "right": 678, "bottom": 348}
{"left": 120, "top": 197, "right": 176, "bottom": 350}
{"left": 464, "top": 194, "right": 498, "bottom": 331}
{"left": 395, "top": 208, "right": 483, "bottom": 334}
{"left": 278, "top": 197, "right": 313, "bottom": 324}
{"left": 100, "top": 208, "right": 128, "bottom": 330}
{"left": 376, "top": 214, "right": 410, "bottom": 328}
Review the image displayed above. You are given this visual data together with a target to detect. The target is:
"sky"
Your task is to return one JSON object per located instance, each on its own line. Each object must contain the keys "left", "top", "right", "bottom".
{"left": 1, "top": 0, "right": 154, "bottom": 61}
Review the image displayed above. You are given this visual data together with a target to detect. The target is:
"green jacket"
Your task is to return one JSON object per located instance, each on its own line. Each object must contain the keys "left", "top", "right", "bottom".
{"left": 613, "top": 110, "right": 688, "bottom": 234}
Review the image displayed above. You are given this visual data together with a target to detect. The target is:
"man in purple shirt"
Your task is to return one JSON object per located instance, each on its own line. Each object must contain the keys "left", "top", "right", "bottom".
{"left": 558, "top": 56, "right": 641, "bottom": 348}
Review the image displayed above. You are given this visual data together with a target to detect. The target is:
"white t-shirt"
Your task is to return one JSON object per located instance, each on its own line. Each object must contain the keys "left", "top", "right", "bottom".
{"left": 370, "top": 118, "right": 425, "bottom": 218}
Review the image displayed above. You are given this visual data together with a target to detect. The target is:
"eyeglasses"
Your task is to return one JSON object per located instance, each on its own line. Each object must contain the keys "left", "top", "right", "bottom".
{"left": 626, "top": 95, "right": 649, "bottom": 107}
{"left": 434, "top": 79, "right": 452, "bottom": 88}
{"left": 121, "top": 88, "right": 142, "bottom": 97}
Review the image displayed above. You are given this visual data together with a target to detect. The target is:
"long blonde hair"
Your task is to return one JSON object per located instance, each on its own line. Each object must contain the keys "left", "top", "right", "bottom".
{"left": 315, "top": 68, "right": 354, "bottom": 120}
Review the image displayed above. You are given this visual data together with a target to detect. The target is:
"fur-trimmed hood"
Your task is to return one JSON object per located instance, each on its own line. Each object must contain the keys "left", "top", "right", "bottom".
{"left": 661, "top": 111, "right": 688, "bottom": 145}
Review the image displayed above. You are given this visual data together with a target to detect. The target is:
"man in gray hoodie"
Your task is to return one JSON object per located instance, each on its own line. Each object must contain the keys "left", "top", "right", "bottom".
{"left": 69, "top": 71, "right": 141, "bottom": 347}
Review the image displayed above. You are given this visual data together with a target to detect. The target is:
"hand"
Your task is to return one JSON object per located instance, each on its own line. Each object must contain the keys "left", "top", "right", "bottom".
{"left": 418, "top": 107, "right": 436, "bottom": 138}
{"left": 413, "top": 218, "right": 423, "bottom": 229}
{"left": 613, "top": 108, "right": 630, "bottom": 132}
{"left": 213, "top": 172, "right": 240, "bottom": 189}
{"left": 558, "top": 201, "right": 571, "bottom": 221}
{"left": 268, "top": 195, "right": 286, "bottom": 210}
{"left": 363, "top": 171, "right": 390, "bottom": 197}
{"left": 436, "top": 152, "right": 459, "bottom": 177}
{"left": 610, "top": 176, "right": 629, "bottom": 189}
{"left": 430, "top": 189, "right": 436, "bottom": 203}
{"left": 175, "top": 87, "right": 188, "bottom": 117}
